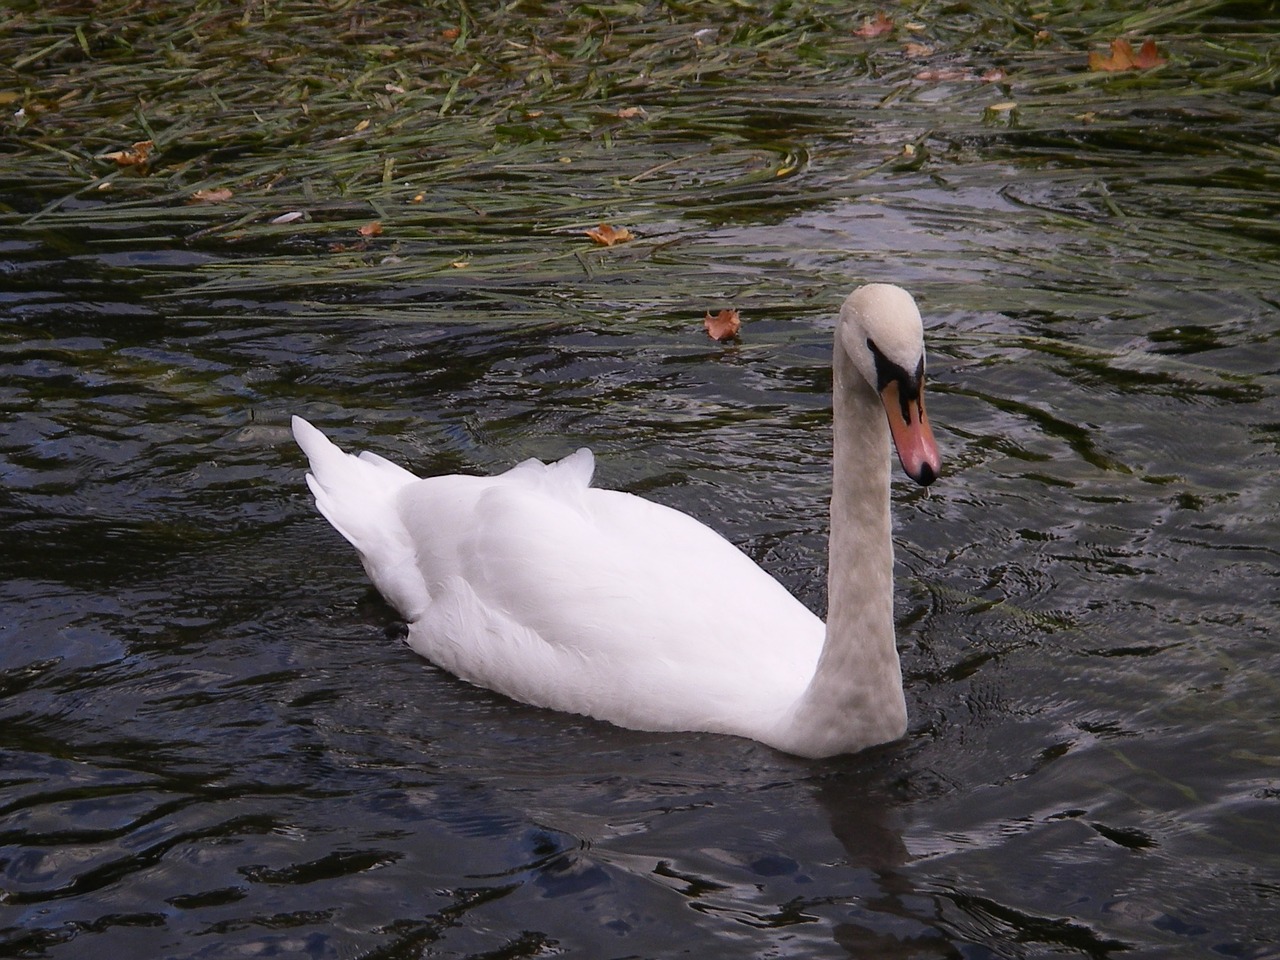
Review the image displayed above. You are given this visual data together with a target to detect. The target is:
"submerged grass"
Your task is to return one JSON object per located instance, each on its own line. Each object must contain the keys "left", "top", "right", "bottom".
{"left": 1, "top": 0, "right": 1278, "bottom": 312}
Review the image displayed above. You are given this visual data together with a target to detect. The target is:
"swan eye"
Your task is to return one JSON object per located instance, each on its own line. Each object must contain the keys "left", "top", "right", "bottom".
{"left": 866, "top": 339, "right": 923, "bottom": 398}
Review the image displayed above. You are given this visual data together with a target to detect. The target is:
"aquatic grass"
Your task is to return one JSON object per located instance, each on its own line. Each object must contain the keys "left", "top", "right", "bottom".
{"left": 2, "top": 0, "right": 1278, "bottom": 315}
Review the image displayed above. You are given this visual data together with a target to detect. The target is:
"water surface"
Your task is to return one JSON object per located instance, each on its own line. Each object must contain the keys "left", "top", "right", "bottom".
{"left": 2, "top": 4, "right": 1278, "bottom": 958}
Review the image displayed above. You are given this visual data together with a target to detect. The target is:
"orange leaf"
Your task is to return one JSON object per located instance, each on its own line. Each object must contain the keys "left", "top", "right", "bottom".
{"left": 1132, "top": 38, "right": 1167, "bottom": 69}
{"left": 359, "top": 221, "right": 383, "bottom": 237}
{"left": 585, "top": 223, "right": 633, "bottom": 246}
{"left": 704, "top": 308, "right": 741, "bottom": 342}
{"left": 854, "top": 12, "right": 893, "bottom": 39}
{"left": 189, "top": 187, "right": 233, "bottom": 204}
{"left": 1089, "top": 38, "right": 1165, "bottom": 72}
{"left": 102, "top": 139, "right": 154, "bottom": 167}
{"left": 441, "top": 27, "right": 460, "bottom": 40}
{"left": 1089, "top": 39, "right": 1134, "bottom": 71}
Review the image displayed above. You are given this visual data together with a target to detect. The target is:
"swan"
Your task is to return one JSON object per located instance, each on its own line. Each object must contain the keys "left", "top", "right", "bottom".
{"left": 293, "top": 283, "right": 940, "bottom": 758}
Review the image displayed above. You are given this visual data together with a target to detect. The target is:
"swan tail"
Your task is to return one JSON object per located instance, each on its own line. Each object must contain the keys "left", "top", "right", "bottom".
{"left": 502, "top": 447, "right": 595, "bottom": 499}
{"left": 292, "top": 416, "right": 427, "bottom": 620}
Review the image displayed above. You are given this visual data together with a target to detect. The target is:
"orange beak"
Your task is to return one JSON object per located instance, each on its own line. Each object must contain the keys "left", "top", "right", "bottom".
{"left": 880, "top": 379, "right": 940, "bottom": 486}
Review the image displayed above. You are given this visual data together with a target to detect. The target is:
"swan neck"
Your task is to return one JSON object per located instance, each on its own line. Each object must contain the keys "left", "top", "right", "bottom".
{"left": 776, "top": 336, "right": 906, "bottom": 757}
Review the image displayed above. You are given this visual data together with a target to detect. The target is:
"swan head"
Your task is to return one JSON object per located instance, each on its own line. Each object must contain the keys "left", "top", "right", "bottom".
{"left": 838, "top": 284, "right": 942, "bottom": 486}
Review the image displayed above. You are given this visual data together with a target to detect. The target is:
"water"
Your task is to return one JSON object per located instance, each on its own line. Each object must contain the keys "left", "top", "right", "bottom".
{"left": 3, "top": 9, "right": 1280, "bottom": 959}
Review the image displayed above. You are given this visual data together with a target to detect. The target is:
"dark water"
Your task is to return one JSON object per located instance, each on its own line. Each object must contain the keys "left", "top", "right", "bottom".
{"left": 4, "top": 21, "right": 1280, "bottom": 960}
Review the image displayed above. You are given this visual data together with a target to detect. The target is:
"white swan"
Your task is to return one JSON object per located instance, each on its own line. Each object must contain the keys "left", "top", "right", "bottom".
{"left": 293, "top": 283, "right": 940, "bottom": 758}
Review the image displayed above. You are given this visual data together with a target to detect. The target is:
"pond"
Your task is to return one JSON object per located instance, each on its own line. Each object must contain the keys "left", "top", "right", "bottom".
{"left": 1, "top": 2, "right": 1277, "bottom": 957}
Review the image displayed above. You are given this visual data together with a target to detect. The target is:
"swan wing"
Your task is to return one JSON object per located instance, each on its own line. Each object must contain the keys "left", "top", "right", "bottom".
{"left": 294, "top": 417, "right": 823, "bottom": 738}
{"left": 396, "top": 462, "right": 823, "bottom": 735}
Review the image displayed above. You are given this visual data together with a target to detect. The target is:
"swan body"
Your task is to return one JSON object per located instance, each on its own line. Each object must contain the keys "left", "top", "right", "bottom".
{"left": 294, "top": 284, "right": 940, "bottom": 758}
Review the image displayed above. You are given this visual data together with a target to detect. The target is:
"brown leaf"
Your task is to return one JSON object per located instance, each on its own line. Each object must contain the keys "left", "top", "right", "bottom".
{"left": 704, "top": 308, "right": 741, "bottom": 342}
{"left": 585, "top": 223, "right": 633, "bottom": 246}
{"left": 189, "top": 187, "right": 234, "bottom": 204}
{"left": 1089, "top": 38, "right": 1166, "bottom": 72}
{"left": 981, "top": 67, "right": 1007, "bottom": 82}
{"left": 1132, "top": 38, "right": 1167, "bottom": 69}
{"left": 358, "top": 221, "right": 383, "bottom": 237}
{"left": 854, "top": 12, "right": 893, "bottom": 38}
{"left": 617, "top": 106, "right": 647, "bottom": 119}
{"left": 102, "top": 139, "right": 153, "bottom": 167}
{"left": 915, "top": 68, "right": 972, "bottom": 82}
{"left": 441, "top": 27, "right": 460, "bottom": 40}
{"left": 1089, "top": 39, "right": 1134, "bottom": 71}
{"left": 902, "top": 42, "right": 933, "bottom": 57}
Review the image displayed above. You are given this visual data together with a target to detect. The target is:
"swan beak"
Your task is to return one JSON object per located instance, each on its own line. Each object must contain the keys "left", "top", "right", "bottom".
{"left": 880, "top": 380, "right": 941, "bottom": 486}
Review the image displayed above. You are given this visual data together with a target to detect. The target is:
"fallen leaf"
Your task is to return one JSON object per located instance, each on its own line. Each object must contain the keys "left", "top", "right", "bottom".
{"left": 704, "top": 308, "right": 741, "bottom": 342}
{"left": 450, "top": 259, "right": 470, "bottom": 269}
{"left": 1089, "top": 40, "right": 1134, "bottom": 71}
{"left": 981, "top": 67, "right": 1007, "bottom": 82}
{"left": 410, "top": 193, "right": 425, "bottom": 203}
{"left": 270, "top": 211, "right": 305, "bottom": 224}
{"left": 358, "top": 221, "right": 383, "bottom": 237}
{"left": 1132, "top": 39, "right": 1167, "bottom": 69}
{"left": 102, "top": 139, "right": 153, "bottom": 167}
{"left": 854, "top": 11, "right": 893, "bottom": 38}
{"left": 915, "top": 68, "right": 972, "bottom": 82}
{"left": 617, "top": 106, "right": 647, "bottom": 119}
{"left": 354, "top": 118, "right": 371, "bottom": 132}
{"left": 903, "top": 42, "right": 933, "bottom": 57}
{"left": 190, "top": 187, "right": 233, "bottom": 204}
{"left": 441, "top": 27, "right": 460, "bottom": 40}
{"left": 1089, "top": 38, "right": 1166, "bottom": 72}
{"left": 385, "top": 83, "right": 406, "bottom": 94}
{"left": 585, "top": 223, "right": 633, "bottom": 246}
